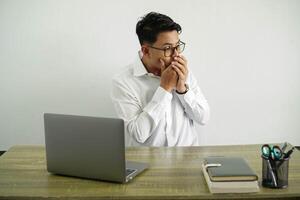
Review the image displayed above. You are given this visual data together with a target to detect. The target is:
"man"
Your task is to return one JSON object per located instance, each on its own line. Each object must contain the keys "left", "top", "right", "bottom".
{"left": 111, "top": 12, "right": 210, "bottom": 146}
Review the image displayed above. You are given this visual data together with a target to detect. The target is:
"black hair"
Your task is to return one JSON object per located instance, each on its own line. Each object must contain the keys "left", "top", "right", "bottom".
{"left": 136, "top": 12, "right": 182, "bottom": 45}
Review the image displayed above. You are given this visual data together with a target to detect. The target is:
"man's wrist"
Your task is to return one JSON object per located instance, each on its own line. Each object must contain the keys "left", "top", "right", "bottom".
{"left": 176, "top": 84, "right": 189, "bottom": 94}
{"left": 160, "top": 84, "right": 173, "bottom": 93}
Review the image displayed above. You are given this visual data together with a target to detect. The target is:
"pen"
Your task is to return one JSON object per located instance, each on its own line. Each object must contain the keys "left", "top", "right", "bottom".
{"left": 284, "top": 147, "right": 295, "bottom": 159}
{"left": 281, "top": 142, "right": 288, "bottom": 153}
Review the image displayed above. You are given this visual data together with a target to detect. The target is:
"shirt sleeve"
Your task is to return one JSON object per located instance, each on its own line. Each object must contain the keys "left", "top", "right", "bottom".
{"left": 111, "top": 77, "right": 172, "bottom": 144}
{"left": 176, "top": 72, "right": 210, "bottom": 125}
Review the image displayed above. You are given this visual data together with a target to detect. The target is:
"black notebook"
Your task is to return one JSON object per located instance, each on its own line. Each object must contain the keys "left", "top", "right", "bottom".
{"left": 203, "top": 157, "right": 258, "bottom": 182}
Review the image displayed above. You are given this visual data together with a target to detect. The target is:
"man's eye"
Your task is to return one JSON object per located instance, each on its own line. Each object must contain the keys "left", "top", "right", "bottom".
{"left": 164, "top": 46, "right": 171, "bottom": 50}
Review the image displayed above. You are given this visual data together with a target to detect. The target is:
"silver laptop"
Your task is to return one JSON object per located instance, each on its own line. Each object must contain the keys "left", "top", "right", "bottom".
{"left": 44, "top": 113, "right": 148, "bottom": 183}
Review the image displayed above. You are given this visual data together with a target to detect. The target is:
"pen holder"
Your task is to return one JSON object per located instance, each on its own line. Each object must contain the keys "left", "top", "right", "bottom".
{"left": 262, "top": 155, "right": 289, "bottom": 188}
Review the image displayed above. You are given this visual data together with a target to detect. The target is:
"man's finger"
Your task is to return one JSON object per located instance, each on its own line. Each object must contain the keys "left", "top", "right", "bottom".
{"left": 179, "top": 55, "right": 187, "bottom": 63}
{"left": 174, "top": 57, "right": 186, "bottom": 68}
{"left": 172, "top": 65, "right": 185, "bottom": 80}
{"left": 172, "top": 61, "right": 186, "bottom": 75}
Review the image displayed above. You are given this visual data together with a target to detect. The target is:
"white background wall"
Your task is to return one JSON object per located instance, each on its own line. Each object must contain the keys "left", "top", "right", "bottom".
{"left": 1, "top": 0, "right": 299, "bottom": 150}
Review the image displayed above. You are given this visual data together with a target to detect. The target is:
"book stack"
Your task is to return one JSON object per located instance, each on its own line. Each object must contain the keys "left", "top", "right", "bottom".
{"left": 202, "top": 157, "right": 259, "bottom": 193}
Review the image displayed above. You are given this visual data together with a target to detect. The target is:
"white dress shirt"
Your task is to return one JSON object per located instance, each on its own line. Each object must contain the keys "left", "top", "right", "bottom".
{"left": 111, "top": 52, "right": 210, "bottom": 146}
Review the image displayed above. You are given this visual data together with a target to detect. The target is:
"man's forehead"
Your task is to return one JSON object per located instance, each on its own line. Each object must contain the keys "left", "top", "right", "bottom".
{"left": 155, "top": 31, "right": 180, "bottom": 45}
{"left": 161, "top": 39, "right": 180, "bottom": 46}
{"left": 155, "top": 39, "right": 180, "bottom": 47}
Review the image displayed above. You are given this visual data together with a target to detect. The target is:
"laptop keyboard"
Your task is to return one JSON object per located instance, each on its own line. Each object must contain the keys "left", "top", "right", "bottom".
{"left": 126, "top": 168, "right": 137, "bottom": 177}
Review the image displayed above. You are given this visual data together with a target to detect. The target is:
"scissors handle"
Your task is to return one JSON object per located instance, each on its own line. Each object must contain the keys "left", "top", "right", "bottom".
{"left": 261, "top": 144, "right": 271, "bottom": 157}
{"left": 272, "top": 145, "right": 283, "bottom": 160}
{"left": 261, "top": 144, "right": 282, "bottom": 160}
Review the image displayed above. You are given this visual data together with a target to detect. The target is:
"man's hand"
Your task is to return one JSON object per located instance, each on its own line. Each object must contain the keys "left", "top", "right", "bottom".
{"left": 160, "top": 59, "right": 178, "bottom": 93}
{"left": 171, "top": 55, "right": 188, "bottom": 93}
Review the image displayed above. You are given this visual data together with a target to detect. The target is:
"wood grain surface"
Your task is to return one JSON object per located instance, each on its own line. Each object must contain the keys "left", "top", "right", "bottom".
{"left": 0, "top": 144, "right": 299, "bottom": 200}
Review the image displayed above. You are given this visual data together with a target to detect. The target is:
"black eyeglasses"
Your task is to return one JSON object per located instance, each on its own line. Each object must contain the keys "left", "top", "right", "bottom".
{"left": 148, "top": 41, "right": 185, "bottom": 57}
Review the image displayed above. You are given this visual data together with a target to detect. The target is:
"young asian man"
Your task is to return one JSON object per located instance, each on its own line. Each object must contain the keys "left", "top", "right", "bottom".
{"left": 111, "top": 12, "right": 210, "bottom": 147}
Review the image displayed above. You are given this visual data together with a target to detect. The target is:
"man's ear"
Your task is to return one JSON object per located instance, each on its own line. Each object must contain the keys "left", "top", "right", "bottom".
{"left": 141, "top": 45, "right": 150, "bottom": 57}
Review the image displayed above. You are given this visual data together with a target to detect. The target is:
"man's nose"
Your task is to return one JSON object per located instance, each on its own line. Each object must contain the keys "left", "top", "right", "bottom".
{"left": 172, "top": 48, "right": 179, "bottom": 57}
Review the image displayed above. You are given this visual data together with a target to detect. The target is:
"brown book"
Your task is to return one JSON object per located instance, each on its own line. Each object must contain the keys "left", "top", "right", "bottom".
{"left": 203, "top": 157, "right": 258, "bottom": 182}
{"left": 201, "top": 164, "right": 259, "bottom": 193}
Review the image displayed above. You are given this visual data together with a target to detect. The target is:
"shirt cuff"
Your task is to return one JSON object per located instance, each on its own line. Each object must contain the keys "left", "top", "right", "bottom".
{"left": 177, "top": 89, "right": 196, "bottom": 108}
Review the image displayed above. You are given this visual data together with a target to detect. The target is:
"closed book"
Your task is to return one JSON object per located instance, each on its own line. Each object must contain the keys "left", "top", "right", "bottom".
{"left": 201, "top": 164, "right": 259, "bottom": 193}
{"left": 203, "top": 157, "right": 258, "bottom": 182}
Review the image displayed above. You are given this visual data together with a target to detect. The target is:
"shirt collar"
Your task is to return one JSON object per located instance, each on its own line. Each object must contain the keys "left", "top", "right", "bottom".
{"left": 133, "top": 51, "right": 149, "bottom": 77}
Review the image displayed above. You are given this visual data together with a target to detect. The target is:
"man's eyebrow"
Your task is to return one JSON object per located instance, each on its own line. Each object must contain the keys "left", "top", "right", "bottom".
{"left": 162, "top": 40, "right": 180, "bottom": 46}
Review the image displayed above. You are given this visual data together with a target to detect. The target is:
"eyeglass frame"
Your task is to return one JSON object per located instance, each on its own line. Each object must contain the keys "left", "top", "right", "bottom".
{"left": 148, "top": 41, "right": 186, "bottom": 57}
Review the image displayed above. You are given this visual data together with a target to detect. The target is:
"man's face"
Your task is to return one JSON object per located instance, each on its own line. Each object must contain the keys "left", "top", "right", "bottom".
{"left": 143, "top": 30, "right": 180, "bottom": 73}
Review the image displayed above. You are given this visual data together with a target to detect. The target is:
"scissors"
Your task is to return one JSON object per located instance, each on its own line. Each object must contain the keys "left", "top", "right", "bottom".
{"left": 261, "top": 144, "right": 283, "bottom": 160}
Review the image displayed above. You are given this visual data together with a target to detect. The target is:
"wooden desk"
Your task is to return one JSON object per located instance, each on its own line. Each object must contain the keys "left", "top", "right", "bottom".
{"left": 0, "top": 144, "right": 299, "bottom": 199}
